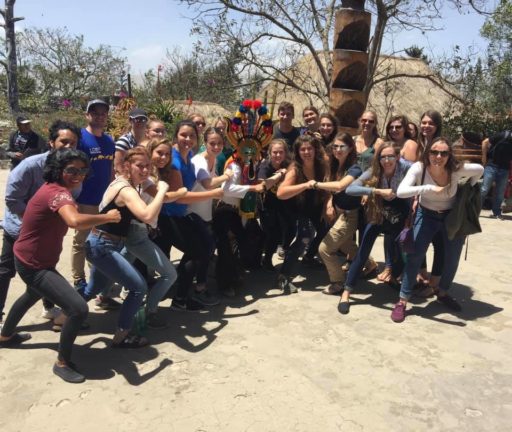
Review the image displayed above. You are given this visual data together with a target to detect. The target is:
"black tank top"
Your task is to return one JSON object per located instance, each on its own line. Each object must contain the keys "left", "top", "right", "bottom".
{"left": 96, "top": 185, "right": 136, "bottom": 237}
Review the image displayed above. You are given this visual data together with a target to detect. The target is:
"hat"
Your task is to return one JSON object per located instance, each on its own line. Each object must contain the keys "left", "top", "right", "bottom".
{"left": 129, "top": 108, "right": 148, "bottom": 120}
{"left": 16, "top": 116, "right": 31, "bottom": 124}
{"left": 86, "top": 99, "right": 109, "bottom": 113}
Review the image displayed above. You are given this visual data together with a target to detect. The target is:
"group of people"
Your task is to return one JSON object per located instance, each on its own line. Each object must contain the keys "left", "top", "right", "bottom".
{"left": 0, "top": 97, "right": 492, "bottom": 384}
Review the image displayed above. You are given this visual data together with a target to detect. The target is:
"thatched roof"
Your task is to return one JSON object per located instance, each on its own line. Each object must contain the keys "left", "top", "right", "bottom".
{"left": 258, "top": 55, "right": 458, "bottom": 133}
{"left": 173, "top": 100, "right": 232, "bottom": 124}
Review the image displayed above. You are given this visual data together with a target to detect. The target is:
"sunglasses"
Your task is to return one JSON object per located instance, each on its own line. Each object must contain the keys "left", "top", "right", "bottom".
{"left": 429, "top": 150, "right": 450, "bottom": 157}
{"left": 64, "top": 167, "right": 89, "bottom": 176}
{"left": 379, "top": 155, "right": 396, "bottom": 162}
{"left": 194, "top": 122, "right": 206, "bottom": 127}
{"left": 388, "top": 125, "right": 403, "bottom": 131}
{"left": 332, "top": 144, "right": 349, "bottom": 151}
{"left": 132, "top": 117, "right": 148, "bottom": 124}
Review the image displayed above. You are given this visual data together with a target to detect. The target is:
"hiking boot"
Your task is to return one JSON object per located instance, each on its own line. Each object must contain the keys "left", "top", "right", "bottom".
{"left": 391, "top": 302, "right": 406, "bottom": 323}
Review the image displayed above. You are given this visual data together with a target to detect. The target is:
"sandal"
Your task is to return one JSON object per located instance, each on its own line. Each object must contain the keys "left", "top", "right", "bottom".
{"left": 112, "top": 334, "right": 149, "bottom": 349}
{"left": 322, "top": 283, "right": 343, "bottom": 295}
{"left": 0, "top": 332, "right": 32, "bottom": 348}
{"left": 377, "top": 267, "right": 392, "bottom": 282}
{"left": 415, "top": 284, "right": 438, "bottom": 298}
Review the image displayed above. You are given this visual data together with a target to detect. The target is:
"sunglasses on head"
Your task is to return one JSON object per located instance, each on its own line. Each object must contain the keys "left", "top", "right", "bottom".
{"left": 429, "top": 150, "right": 450, "bottom": 157}
{"left": 64, "top": 167, "right": 89, "bottom": 176}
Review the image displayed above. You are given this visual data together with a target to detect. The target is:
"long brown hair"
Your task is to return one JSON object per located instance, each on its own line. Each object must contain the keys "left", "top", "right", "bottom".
{"left": 364, "top": 141, "right": 400, "bottom": 188}
{"left": 421, "top": 136, "right": 461, "bottom": 181}
{"left": 146, "top": 138, "right": 173, "bottom": 183}
{"left": 328, "top": 132, "right": 356, "bottom": 181}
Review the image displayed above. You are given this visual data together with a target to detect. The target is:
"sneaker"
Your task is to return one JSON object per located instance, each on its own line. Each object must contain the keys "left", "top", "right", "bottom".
{"left": 94, "top": 295, "right": 122, "bottom": 311}
{"left": 73, "top": 279, "right": 87, "bottom": 293}
{"left": 146, "top": 312, "right": 167, "bottom": 329}
{"left": 53, "top": 362, "right": 85, "bottom": 384}
{"left": 391, "top": 302, "right": 406, "bottom": 323}
{"left": 170, "top": 298, "right": 205, "bottom": 312}
{"left": 436, "top": 294, "right": 462, "bottom": 312}
{"left": 119, "top": 287, "right": 129, "bottom": 300}
{"left": 190, "top": 289, "right": 220, "bottom": 306}
{"left": 277, "top": 274, "right": 298, "bottom": 294}
{"left": 41, "top": 306, "right": 62, "bottom": 320}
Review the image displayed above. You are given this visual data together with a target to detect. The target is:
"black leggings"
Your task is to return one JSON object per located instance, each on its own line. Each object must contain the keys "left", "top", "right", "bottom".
{"left": 154, "top": 212, "right": 215, "bottom": 299}
{"left": 1, "top": 258, "right": 88, "bottom": 364}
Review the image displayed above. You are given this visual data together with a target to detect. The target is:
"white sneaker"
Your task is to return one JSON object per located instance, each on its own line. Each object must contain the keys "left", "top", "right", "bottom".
{"left": 41, "top": 306, "right": 62, "bottom": 320}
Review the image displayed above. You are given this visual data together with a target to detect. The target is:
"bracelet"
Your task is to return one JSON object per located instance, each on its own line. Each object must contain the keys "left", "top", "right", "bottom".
{"left": 313, "top": 181, "right": 318, "bottom": 190}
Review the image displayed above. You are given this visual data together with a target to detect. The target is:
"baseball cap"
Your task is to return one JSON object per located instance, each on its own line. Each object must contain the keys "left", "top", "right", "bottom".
{"left": 86, "top": 99, "right": 109, "bottom": 113}
{"left": 16, "top": 116, "right": 31, "bottom": 124}
{"left": 129, "top": 108, "right": 148, "bottom": 120}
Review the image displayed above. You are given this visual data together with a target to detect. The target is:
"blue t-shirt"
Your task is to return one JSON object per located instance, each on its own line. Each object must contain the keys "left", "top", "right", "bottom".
{"left": 161, "top": 148, "right": 196, "bottom": 217}
{"left": 77, "top": 128, "right": 115, "bottom": 205}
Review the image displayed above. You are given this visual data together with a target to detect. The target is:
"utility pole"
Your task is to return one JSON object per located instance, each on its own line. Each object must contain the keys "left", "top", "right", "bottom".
{"left": 0, "top": 0, "right": 24, "bottom": 114}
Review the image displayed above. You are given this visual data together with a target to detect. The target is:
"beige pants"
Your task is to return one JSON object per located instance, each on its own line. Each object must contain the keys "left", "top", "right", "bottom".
{"left": 318, "top": 209, "right": 359, "bottom": 283}
{"left": 71, "top": 204, "right": 98, "bottom": 284}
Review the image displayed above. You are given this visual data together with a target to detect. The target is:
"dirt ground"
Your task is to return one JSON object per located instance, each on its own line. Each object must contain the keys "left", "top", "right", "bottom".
{"left": 0, "top": 168, "right": 510, "bottom": 432}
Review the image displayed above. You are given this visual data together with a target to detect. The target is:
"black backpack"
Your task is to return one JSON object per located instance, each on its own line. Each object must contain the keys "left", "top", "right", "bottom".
{"left": 488, "top": 131, "right": 512, "bottom": 165}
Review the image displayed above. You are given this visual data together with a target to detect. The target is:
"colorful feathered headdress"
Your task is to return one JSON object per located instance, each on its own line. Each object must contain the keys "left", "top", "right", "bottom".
{"left": 224, "top": 99, "right": 274, "bottom": 160}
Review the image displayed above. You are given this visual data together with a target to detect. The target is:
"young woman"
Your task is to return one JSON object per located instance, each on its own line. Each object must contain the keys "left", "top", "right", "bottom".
{"left": 354, "top": 110, "right": 384, "bottom": 172}
{"left": 153, "top": 120, "right": 222, "bottom": 310}
{"left": 339, "top": 143, "right": 412, "bottom": 314}
{"left": 0, "top": 149, "right": 121, "bottom": 383}
{"left": 257, "top": 139, "right": 293, "bottom": 271}
{"left": 140, "top": 119, "right": 167, "bottom": 147}
{"left": 318, "top": 113, "right": 338, "bottom": 147}
{"left": 84, "top": 147, "right": 169, "bottom": 347}
{"left": 188, "top": 113, "right": 207, "bottom": 152}
{"left": 277, "top": 134, "right": 328, "bottom": 293}
{"left": 392, "top": 137, "right": 484, "bottom": 323}
{"left": 315, "top": 133, "right": 362, "bottom": 294}
{"left": 302, "top": 106, "right": 320, "bottom": 133}
{"left": 418, "top": 110, "right": 442, "bottom": 158}
{"left": 407, "top": 122, "right": 419, "bottom": 141}
{"left": 386, "top": 115, "right": 420, "bottom": 162}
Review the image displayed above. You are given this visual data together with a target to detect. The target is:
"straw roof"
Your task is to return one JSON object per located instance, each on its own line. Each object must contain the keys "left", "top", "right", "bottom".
{"left": 258, "top": 54, "right": 458, "bottom": 133}
{"left": 173, "top": 100, "right": 232, "bottom": 124}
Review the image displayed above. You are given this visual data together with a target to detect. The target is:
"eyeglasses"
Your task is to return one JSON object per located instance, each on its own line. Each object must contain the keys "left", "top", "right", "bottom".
{"left": 64, "top": 167, "right": 89, "bottom": 176}
{"left": 388, "top": 125, "right": 403, "bottom": 131}
{"left": 332, "top": 144, "right": 349, "bottom": 151}
{"left": 132, "top": 117, "right": 148, "bottom": 124}
{"left": 379, "top": 155, "right": 396, "bottom": 162}
{"left": 429, "top": 150, "right": 450, "bottom": 157}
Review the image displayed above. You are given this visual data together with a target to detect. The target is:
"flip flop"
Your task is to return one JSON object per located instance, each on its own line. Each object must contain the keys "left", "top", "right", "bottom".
{"left": 0, "top": 333, "right": 32, "bottom": 348}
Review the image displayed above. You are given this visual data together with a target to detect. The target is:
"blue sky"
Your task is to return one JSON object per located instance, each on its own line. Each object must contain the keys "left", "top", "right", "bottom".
{"left": 4, "top": 0, "right": 496, "bottom": 79}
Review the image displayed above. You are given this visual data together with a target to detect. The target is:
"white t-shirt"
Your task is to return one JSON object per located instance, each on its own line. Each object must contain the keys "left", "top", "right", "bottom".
{"left": 187, "top": 154, "right": 216, "bottom": 221}
{"left": 397, "top": 161, "right": 484, "bottom": 211}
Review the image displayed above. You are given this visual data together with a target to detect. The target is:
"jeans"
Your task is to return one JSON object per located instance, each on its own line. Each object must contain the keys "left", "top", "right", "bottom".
{"left": 345, "top": 221, "right": 404, "bottom": 291}
{"left": 85, "top": 232, "right": 147, "bottom": 330}
{"left": 122, "top": 222, "right": 177, "bottom": 312}
{"left": 481, "top": 163, "right": 509, "bottom": 216}
{"left": 1, "top": 258, "right": 88, "bottom": 363}
{"left": 399, "top": 207, "right": 465, "bottom": 300}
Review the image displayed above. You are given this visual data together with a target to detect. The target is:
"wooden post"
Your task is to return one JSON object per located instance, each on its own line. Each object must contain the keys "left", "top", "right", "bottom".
{"left": 127, "top": 73, "right": 132, "bottom": 98}
{"left": 0, "top": 0, "right": 24, "bottom": 114}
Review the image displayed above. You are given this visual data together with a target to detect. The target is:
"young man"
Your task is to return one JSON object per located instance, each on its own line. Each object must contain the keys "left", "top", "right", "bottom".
{"left": 481, "top": 130, "right": 512, "bottom": 220}
{"left": 272, "top": 101, "right": 300, "bottom": 151}
{"left": 71, "top": 99, "right": 119, "bottom": 309}
{"left": 0, "top": 120, "right": 81, "bottom": 323}
{"left": 113, "top": 108, "right": 148, "bottom": 175}
{"left": 6, "top": 116, "right": 46, "bottom": 169}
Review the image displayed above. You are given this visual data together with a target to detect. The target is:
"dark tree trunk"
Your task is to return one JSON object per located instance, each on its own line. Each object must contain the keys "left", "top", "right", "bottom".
{"left": 0, "top": 0, "right": 24, "bottom": 114}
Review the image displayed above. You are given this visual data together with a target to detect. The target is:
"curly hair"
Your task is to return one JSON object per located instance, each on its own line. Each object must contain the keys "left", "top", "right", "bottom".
{"left": 327, "top": 132, "right": 357, "bottom": 181}
{"left": 43, "top": 148, "right": 89, "bottom": 183}
{"left": 48, "top": 119, "right": 81, "bottom": 144}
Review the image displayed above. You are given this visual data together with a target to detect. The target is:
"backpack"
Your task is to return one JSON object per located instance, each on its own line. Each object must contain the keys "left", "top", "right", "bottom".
{"left": 444, "top": 178, "right": 482, "bottom": 240}
{"left": 488, "top": 131, "right": 512, "bottom": 165}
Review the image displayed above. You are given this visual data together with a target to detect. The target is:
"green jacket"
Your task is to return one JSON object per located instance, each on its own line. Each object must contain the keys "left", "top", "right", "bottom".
{"left": 445, "top": 178, "right": 482, "bottom": 240}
